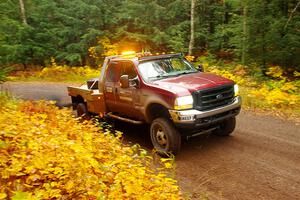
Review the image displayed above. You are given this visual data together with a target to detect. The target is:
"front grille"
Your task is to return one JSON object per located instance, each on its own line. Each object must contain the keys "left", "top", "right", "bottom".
{"left": 193, "top": 84, "right": 235, "bottom": 111}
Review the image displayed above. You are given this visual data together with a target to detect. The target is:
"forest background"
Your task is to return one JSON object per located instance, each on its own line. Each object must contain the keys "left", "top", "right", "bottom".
{"left": 1, "top": 0, "right": 299, "bottom": 70}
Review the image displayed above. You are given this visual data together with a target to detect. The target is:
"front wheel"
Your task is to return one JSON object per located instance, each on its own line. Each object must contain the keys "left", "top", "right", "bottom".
{"left": 150, "top": 118, "right": 181, "bottom": 156}
{"left": 213, "top": 117, "right": 236, "bottom": 136}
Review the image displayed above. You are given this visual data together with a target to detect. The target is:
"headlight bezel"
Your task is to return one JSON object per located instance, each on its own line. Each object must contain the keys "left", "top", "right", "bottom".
{"left": 174, "top": 95, "right": 194, "bottom": 110}
{"left": 234, "top": 84, "right": 239, "bottom": 96}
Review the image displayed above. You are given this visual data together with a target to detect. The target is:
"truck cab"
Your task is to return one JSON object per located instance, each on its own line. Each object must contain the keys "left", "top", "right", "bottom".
{"left": 68, "top": 52, "right": 241, "bottom": 155}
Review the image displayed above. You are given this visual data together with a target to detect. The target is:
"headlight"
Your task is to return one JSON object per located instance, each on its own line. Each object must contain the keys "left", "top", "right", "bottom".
{"left": 174, "top": 95, "right": 193, "bottom": 110}
{"left": 234, "top": 84, "right": 239, "bottom": 96}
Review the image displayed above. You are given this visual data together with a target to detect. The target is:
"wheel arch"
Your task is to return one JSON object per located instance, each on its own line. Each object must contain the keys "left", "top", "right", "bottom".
{"left": 71, "top": 95, "right": 85, "bottom": 110}
{"left": 146, "top": 103, "right": 171, "bottom": 123}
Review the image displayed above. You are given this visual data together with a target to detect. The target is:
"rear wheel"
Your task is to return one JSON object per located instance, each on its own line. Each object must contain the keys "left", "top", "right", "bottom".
{"left": 76, "top": 103, "right": 90, "bottom": 120}
{"left": 150, "top": 118, "right": 181, "bottom": 156}
{"left": 213, "top": 117, "right": 236, "bottom": 136}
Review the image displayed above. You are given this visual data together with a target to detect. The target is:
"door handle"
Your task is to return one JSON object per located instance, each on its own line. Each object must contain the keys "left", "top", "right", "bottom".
{"left": 119, "top": 91, "right": 127, "bottom": 95}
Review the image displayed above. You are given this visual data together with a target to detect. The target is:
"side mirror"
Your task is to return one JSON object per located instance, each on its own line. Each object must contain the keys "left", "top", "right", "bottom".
{"left": 130, "top": 76, "right": 139, "bottom": 88}
{"left": 198, "top": 64, "right": 204, "bottom": 72}
{"left": 120, "top": 75, "right": 129, "bottom": 88}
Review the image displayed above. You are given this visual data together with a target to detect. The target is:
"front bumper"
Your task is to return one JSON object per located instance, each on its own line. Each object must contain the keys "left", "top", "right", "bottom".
{"left": 169, "top": 96, "right": 241, "bottom": 129}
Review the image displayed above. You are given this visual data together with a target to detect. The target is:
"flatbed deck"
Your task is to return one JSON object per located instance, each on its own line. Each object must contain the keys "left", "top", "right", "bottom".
{"left": 68, "top": 85, "right": 106, "bottom": 114}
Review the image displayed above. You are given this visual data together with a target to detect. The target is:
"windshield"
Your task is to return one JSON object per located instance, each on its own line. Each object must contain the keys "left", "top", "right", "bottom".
{"left": 138, "top": 57, "right": 197, "bottom": 81}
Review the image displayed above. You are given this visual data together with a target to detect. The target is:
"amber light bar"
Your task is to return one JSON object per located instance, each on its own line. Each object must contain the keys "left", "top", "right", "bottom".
{"left": 138, "top": 53, "right": 183, "bottom": 61}
{"left": 121, "top": 51, "right": 136, "bottom": 56}
{"left": 119, "top": 51, "right": 183, "bottom": 60}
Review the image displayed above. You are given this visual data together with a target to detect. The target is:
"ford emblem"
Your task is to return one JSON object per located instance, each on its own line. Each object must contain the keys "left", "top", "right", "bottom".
{"left": 216, "top": 94, "right": 223, "bottom": 99}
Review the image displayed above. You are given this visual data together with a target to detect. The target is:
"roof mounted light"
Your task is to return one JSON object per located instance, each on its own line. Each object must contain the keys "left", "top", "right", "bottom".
{"left": 121, "top": 51, "right": 136, "bottom": 56}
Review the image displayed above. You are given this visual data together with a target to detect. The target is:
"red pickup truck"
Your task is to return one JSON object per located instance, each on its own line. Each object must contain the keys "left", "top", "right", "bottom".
{"left": 68, "top": 52, "right": 241, "bottom": 155}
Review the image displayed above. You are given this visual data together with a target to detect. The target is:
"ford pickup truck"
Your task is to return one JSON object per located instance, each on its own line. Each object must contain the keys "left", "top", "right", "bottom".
{"left": 67, "top": 52, "right": 241, "bottom": 155}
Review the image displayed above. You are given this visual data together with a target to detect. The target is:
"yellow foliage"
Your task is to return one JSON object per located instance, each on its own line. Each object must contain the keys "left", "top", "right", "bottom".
{"left": 8, "top": 61, "right": 100, "bottom": 83}
{"left": 208, "top": 67, "right": 246, "bottom": 85}
{"left": 36, "top": 64, "right": 100, "bottom": 82}
{"left": 0, "top": 99, "right": 182, "bottom": 199}
{"left": 266, "top": 66, "right": 284, "bottom": 79}
{"left": 294, "top": 71, "right": 300, "bottom": 77}
{"left": 99, "top": 37, "right": 119, "bottom": 57}
{"left": 50, "top": 57, "right": 57, "bottom": 67}
{"left": 234, "top": 64, "right": 247, "bottom": 76}
{"left": 206, "top": 64, "right": 300, "bottom": 111}
{"left": 39, "top": 65, "right": 98, "bottom": 78}
{"left": 281, "top": 82, "right": 298, "bottom": 92}
{"left": 88, "top": 36, "right": 119, "bottom": 61}
{"left": 185, "top": 56, "right": 194, "bottom": 62}
{"left": 250, "top": 86, "right": 299, "bottom": 106}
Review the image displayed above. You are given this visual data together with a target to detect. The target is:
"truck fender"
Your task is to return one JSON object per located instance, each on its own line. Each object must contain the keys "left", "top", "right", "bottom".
{"left": 144, "top": 101, "right": 172, "bottom": 123}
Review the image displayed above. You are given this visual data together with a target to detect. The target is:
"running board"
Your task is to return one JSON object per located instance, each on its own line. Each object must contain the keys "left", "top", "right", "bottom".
{"left": 106, "top": 112, "right": 144, "bottom": 125}
{"left": 187, "top": 127, "right": 218, "bottom": 140}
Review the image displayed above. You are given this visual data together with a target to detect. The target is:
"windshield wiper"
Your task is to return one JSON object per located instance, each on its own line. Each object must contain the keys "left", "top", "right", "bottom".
{"left": 148, "top": 73, "right": 179, "bottom": 80}
{"left": 176, "top": 71, "right": 198, "bottom": 75}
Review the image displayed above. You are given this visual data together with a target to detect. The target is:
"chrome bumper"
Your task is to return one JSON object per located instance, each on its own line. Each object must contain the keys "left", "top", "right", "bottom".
{"left": 169, "top": 96, "right": 242, "bottom": 124}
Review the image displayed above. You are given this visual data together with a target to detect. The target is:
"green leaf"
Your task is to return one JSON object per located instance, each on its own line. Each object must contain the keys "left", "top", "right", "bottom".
{"left": 12, "top": 192, "right": 31, "bottom": 200}
{"left": 0, "top": 140, "right": 8, "bottom": 148}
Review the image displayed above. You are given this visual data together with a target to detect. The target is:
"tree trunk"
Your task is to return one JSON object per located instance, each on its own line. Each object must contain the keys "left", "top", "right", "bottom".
{"left": 223, "top": 0, "right": 229, "bottom": 24}
{"left": 188, "top": 0, "right": 196, "bottom": 56}
{"left": 221, "top": 0, "right": 228, "bottom": 50}
{"left": 23, "top": 63, "right": 27, "bottom": 70}
{"left": 241, "top": 3, "right": 247, "bottom": 65}
{"left": 261, "top": 1, "right": 267, "bottom": 74}
{"left": 284, "top": 1, "right": 300, "bottom": 30}
{"left": 19, "top": 0, "right": 27, "bottom": 25}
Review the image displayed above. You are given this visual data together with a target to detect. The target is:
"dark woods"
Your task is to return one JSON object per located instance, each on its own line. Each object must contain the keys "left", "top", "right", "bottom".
{"left": 0, "top": 0, "right": 299, "bottom": 71}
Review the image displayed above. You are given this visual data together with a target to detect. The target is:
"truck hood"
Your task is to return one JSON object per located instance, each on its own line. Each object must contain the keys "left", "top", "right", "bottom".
{"left": 152, "top": 72, "right": 234, "bottom": 95}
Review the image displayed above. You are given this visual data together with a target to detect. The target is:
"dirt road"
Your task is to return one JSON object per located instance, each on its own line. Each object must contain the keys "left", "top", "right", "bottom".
{"left": 2, "top": 82, "right": 300, "bottom": 200}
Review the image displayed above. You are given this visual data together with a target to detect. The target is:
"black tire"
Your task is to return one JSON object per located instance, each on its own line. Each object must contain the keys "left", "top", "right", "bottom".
{"left": 76, "top": 103, "right": 90, "bottom": 120}
{"left": 213, "top": 117, "right": 236, "bottom": 136}
{"left": 150, "top": 118, "right": 181, "bottom": 156}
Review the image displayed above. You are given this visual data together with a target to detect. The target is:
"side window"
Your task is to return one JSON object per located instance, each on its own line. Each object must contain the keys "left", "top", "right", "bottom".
{"left": 121, "top": 62, "right": 137, "bottom": 79}
{"left": 106, "top": 62, "right": 119, "bottom": 82}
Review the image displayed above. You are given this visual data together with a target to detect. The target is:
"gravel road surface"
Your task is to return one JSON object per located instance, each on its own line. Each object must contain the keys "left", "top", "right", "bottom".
{"left": 2, "top": 82, "right": 300, "bottom": 200}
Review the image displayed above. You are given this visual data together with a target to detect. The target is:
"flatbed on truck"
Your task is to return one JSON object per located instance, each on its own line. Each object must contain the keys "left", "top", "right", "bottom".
{"left": 68, "top": 85, "right": 105, "bottom": 115}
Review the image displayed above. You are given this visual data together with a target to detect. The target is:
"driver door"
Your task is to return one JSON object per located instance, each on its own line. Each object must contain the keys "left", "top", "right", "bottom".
{"left": 115, "top": 61, "right": 142, "bottom": 119}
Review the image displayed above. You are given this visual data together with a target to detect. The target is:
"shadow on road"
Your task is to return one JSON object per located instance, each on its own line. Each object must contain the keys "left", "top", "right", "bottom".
{"left": 109, "top": 121, "right": 153, "bottom": 150}
{"left": 107, "top": 119, "right": 232, "bottom": 159}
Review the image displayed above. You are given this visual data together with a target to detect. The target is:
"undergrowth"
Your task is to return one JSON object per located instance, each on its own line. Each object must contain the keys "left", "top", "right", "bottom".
{"left": 0, "top": 94, "right": 181, "bottom": 199}
{"left": 7, "top": 58, "right": 100, "bottom": 83}
{"left": 196, "top": 56, "right": 300, "bottom": 118}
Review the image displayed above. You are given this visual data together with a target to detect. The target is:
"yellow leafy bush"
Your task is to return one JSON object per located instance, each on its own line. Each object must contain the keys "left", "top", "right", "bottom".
{"left": 250, "top": 86, "right": 299, "bottom": 106}
{"left": 88, "top": 36, "right": 119, "bottom": 60}
{"left": 37, "top": 65, "right": 99, "bottom": 82}
{"left": 8, "top": 58, "right": 100, "bottom": 83}
{"left": 280, "top": 82, "right": 298, "bottom": 92}
{"left": 0, "top": 99, "right": 181, "bottom": 199}
{"left": 185, "top": 56, "right": 195, "bottom": 62}
{"left": 293, "top": 71, "right": 300, "bottom": 77}
{"left": 266, "top": 66, "right": 284, "bottom": 79}
{"left": 208, "top": 67, "right": 246, "bottom": 85}
{"left": 206, "top": 64, "right": 300, "bottom": 114}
